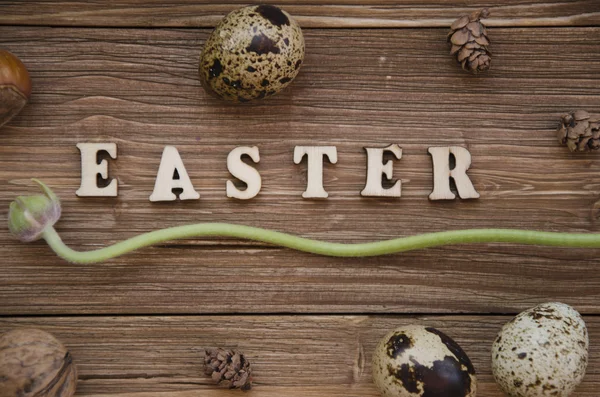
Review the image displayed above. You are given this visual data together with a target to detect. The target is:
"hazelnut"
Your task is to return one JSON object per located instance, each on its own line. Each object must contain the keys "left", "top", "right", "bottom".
{"left": 0, "top": 328, "right": 77, "bottom": 397}
{"left": 0, "top": 50, "right": 32, "bottom": 128}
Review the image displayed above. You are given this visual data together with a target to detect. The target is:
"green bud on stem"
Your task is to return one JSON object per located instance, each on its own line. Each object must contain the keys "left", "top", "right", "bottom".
{"left": 8, "top": 179, "right": 61, "bottom": 242}
{"left": 8, "top": 180, "right": 600, "bottom": 264}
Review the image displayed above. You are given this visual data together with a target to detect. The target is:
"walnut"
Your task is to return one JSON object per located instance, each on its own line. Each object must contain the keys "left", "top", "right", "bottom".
{"left": 0, "top": 328, "right": 77, "bottom": 397}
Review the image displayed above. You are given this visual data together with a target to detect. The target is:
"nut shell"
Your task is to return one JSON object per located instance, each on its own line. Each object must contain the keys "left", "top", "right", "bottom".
{"left": 0, "top": 50, "right": 32, "bottom": 127}
{"left": 0, "top": 328, "right": 77, "bottom": 397}
{"left": 492, "top": 302, "right": 588, "bottom": 397}
{"left": 199, "top": 5, "right": 304, "bottom": 102}
{"left": 372, "top": 325, "right": 477, "bottom": 397}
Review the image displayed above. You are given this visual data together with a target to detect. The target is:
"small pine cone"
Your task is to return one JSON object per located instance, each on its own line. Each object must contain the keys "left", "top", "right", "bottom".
{"left": 204, "top": 348, "right": 252, "bottom": 391}
{"left": 448, "top": 9, "right": 491, "bottom": 74}
{"left": 557, "top": 110, "right": 600, "bottom": 152}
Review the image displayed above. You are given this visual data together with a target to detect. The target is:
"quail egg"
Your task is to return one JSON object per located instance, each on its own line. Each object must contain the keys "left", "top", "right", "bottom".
{"left": 372, "top": 325, "right": 477, "bottom": 397}
{"left": 199, "top": 5, "right": 304, "bottom": 102}
{"left": 492, "top": 302, "right": 588, "bottom": 397}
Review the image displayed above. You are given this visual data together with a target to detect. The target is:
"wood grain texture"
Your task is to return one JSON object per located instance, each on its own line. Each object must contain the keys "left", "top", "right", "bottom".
{"left": 1, "top": 4, "right": 600, "bottom": 396}
{"left": 1, "top": 27, "right": 600, "bottom": 315}
{"left": 0, "top": 1, "right": 599, "bottom": 28}
{"left": 0, "top": 315, "right": 598, "bottom": 395}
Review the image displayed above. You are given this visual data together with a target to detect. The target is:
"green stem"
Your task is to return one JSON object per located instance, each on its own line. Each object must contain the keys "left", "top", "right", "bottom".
{"left": 42, "top": 223, "right": 600, "bottom": 264}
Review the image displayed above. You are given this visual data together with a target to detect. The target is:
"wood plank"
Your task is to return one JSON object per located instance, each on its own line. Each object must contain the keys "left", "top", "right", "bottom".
{"left": 0, "top": 27, "right": 599, "bottom": 315}
{"left": 0, "top": 1, "right": 598, "bottom": 28}
{"left": 0, "top": 315, "right": 598, "bottom": 395}
{"left": 1, "top": 241, "right": 600, "bottom": 315}
{"left": 2, "top": 28, "right": 599, "bottom": 128}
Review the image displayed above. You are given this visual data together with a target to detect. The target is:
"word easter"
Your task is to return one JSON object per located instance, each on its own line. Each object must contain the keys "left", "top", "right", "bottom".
{"left": 75, "top": 143, "right": 480, "bottom": 201}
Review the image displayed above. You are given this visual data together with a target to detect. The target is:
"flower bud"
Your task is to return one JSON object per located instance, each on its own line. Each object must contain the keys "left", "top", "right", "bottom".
{"left": 8, "top": 179, "right": 61, "bottom": 242}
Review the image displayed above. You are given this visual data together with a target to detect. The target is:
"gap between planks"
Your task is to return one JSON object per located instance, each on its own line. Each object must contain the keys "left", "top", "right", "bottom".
{"left": 5, "top": 312, "right": 600, "bottom": 319}
{"left": 0, "top": 1, "right": 599, "bottom": 28}
{"left": 1, "top": 17, "right": 599, "bottom": 30}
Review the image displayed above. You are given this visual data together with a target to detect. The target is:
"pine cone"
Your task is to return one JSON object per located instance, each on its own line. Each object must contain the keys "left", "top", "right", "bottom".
{"left": 204, "top": 348, "right": 252, "bottom": 391}
{"left": 557, "top": 110, "right": 600, "bottom": 152}
{"left": 448, "top": 9, "right": 491, "bottom": 74}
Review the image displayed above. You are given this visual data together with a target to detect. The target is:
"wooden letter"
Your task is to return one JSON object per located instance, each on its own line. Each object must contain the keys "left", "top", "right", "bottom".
{"left": 428, "top": 146, "right": 480, "bottom": 200}
{"left": 293, "top": 146, "right": 338, "bottom": 198}
{"left": 361, "top": 144, "right": 402, "bottom": 197}
{"left": 149, "top": 146, "right": 200, "bottom": 202}
{"left": 76, "top": 142, "right": 118, "bottom": 197}
{"left": 227, "top": 146, "right": 261, "bottom": 200}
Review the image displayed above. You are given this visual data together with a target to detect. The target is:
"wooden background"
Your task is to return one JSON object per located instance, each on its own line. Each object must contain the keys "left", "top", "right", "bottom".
{"left": 1, "top": 1, "right": 600, "bottom": 396}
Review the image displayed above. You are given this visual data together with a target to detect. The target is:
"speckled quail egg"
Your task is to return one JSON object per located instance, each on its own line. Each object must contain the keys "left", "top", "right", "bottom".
{"left": 372, "top": 325, "right": 477, "bottom": 397}
{"left": 492, "top": 302, "right": 588, "bottom": 397}
{"left": 199, "top": 5, "right": 305, "bottom": 102}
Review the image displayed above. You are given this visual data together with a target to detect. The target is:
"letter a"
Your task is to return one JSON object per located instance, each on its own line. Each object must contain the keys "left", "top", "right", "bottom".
{"left": 149, "top": 146, "right": 200, "bottom": 202}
